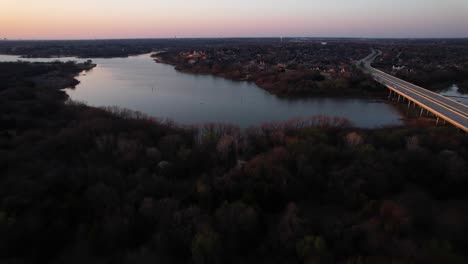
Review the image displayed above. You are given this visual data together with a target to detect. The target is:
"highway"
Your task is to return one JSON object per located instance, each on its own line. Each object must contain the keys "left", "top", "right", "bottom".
{"left": 358, "top": 50, "right": 468, "bottom": 132}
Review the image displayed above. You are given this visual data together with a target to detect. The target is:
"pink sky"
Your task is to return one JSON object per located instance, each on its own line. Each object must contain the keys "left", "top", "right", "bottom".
{"left": 1, "top": 0, "right": 467, "bottom": 39}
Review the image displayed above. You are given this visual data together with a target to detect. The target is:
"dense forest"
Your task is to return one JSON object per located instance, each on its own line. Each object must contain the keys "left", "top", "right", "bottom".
{"left": 1, "top": 60, "right": 468, "bottom": 264}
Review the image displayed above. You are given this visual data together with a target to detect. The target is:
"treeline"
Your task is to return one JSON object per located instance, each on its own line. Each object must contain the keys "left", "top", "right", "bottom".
{"left": 0, "top": 61, "right": 468, "bottom": 264}
{"left": 0, "top": 61, "right": 95, "bottom": 91}
{"left": 0, "top": 39, "right": 284, "bottom": 58}
{"left": 252, "top": 66, "right": 384, "bottom": 97}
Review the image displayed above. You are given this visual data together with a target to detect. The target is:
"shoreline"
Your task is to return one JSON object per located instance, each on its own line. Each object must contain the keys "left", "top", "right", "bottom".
{"left": 154, "top": 58, "right": 389, "bottom": 100}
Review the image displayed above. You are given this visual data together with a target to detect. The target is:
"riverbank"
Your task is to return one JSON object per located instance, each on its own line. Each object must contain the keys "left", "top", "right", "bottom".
{"left": 0, "top": 60, "right": 95, "bottom": 91}
{"left": 158, "top": 57, "right": 386, "bottom": 100}
{"left": 153, "top": 44, "right": 389, "bottom": 99}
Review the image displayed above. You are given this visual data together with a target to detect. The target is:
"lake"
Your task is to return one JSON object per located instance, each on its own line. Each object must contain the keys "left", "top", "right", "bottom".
{"left": 438, "top": 84, "right": 468, "bottom": 105}
{"left": 0, "top": 53, "right": 404, "bottom": 128}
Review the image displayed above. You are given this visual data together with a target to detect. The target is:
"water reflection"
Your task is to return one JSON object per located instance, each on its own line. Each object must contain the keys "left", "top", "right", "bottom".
{"left": 438, "top": 85, "right": 468, "bottom": 105}
{"left": 0, "top": 54, "right": 403, "bottom": 128}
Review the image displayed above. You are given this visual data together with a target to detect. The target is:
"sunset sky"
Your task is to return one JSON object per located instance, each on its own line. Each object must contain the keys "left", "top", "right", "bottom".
{"left": 1, "top": 0, "right": 467, "bottom": 39}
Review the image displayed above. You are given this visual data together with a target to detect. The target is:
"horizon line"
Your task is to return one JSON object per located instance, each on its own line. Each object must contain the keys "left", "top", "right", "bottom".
{"left": 2, "top": 36, "right": 468, "bottom": 41}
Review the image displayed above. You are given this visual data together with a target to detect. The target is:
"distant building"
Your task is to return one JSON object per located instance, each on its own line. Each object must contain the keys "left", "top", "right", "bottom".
{"left": 392, "top": 65, "right": 405, "bottom": 71}
{"left": 321, "top": 42, "right": 327, "bottom": 45}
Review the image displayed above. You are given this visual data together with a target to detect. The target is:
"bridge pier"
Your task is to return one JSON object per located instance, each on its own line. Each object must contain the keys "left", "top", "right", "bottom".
{"left": 436, "top": 116, "right": 440, "bottom": 127}
{"left": 420, "top": 108, "right": 424, "bottom": 117}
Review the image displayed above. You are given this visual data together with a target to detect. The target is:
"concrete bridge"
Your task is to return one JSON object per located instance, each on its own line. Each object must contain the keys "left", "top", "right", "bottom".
{"left": 359, "top": 50, "right": 468, "bottom": 132}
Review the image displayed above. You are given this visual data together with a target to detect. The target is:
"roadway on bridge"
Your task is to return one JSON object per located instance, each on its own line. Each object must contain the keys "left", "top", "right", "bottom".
{"left": 359, "top": 50, "right": 468, "bottom": 131}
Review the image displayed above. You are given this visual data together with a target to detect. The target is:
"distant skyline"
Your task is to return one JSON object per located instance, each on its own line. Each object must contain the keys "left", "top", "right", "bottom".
{"left": 1, "top": 0, "right": 467, "bottom": 39}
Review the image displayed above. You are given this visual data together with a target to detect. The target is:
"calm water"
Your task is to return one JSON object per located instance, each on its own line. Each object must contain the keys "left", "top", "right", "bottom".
{"left": 0, "top": 54, "right": 403, "bottom": 128}
{"left": 438, "top": 85, "right": 468, "bottom": 105}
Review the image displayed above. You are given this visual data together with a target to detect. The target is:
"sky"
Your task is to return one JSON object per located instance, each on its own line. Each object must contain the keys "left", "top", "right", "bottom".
{"left": 1, "top": 0, "right": 467, "bottom": 39}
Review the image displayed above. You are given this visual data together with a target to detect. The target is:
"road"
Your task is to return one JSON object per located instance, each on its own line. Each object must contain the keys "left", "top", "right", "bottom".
{"left": 358, "top": 50, "right": 468, "bottom": 132}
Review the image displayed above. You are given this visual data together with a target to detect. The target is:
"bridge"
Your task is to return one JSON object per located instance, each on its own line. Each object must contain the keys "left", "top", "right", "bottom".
{"left": 359, "top": 50, "right": 468, "bottom": 132}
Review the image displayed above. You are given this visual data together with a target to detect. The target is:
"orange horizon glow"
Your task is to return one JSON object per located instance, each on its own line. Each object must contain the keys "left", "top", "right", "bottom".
{"left": 1, "top": 0, "right": 467, "bottom": 39}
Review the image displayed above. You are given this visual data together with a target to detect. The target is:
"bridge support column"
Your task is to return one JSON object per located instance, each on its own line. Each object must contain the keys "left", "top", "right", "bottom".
{"left": 407, "top": 101, "right": 411, "bottom": 109}
{"left": 397, "top": 94, "right": 401, "bottom": 103}
{"left": 420, "top": 108, "right": 424, "bottom": 117}
{"left": 436, "top": 117, "right": 440, "bottom": 127}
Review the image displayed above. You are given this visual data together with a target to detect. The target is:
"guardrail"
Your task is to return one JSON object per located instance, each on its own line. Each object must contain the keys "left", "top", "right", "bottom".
{"left": 362, "top": 51, "right": 468, "bottom": 132}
